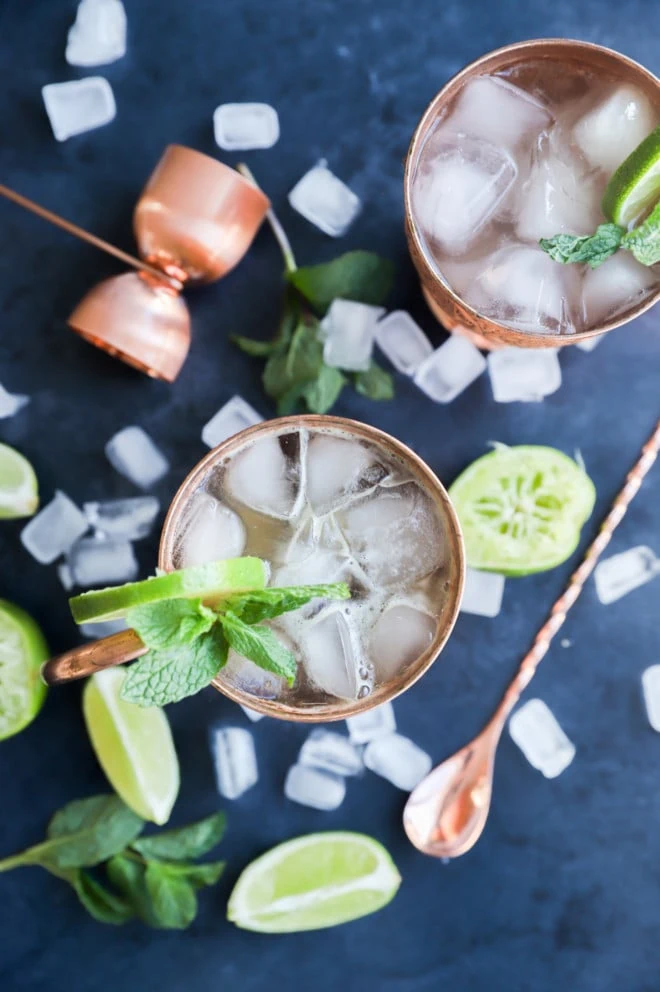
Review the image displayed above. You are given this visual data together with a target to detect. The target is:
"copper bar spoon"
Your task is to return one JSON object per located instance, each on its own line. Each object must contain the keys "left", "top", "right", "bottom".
{"left": 403, "top": 418, "right": 660, "bottom": 858}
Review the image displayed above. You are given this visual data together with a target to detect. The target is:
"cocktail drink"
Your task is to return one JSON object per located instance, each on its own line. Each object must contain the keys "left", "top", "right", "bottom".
{"left": 159, "top": 416, "right": 464, "bottom": 720}
{"left": 405, "top": 40, "right": 660, "bottom": 348}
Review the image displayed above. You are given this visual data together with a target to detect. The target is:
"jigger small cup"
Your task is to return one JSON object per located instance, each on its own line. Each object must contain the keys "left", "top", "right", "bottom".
{"left": 69, "top": 145, "right": 270, "bottom": 381}
{"left": 43, "top": 416, "right": 466, "bottom": 724}
{"left": 404, "top": 39, "right": 660, "bottom": 350}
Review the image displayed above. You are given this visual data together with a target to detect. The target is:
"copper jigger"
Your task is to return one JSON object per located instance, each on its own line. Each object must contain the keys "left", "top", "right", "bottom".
{"left": 404, "top": 39, "right": 660, "bottom": 349}
{"left": 69, "top": 145, "right": 270, "bottom": 381}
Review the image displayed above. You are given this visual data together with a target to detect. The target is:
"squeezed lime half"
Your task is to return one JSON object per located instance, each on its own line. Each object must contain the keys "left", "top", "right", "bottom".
{"left": 602, "top": 125, "right": 660, "bottom": 227}
{"left": 449, "top": 445, "right": 596, "bottom": 576}
{"left": 0, "top": 599, "right": 49, "bottom": 740}
{"left": 0, "top": 444, "right": 38, "bottom": 519}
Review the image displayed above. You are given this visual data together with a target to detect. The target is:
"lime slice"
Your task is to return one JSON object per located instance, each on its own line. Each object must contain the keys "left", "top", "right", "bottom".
{"left": 449, "top": 445, "right": 596, "bottom": 576}
{"left": 602, "top": 126, "right": 660, "bottom": 227}
{"left": 0, "top": 443, "right": 38, "bottom": 519}
{"left": 83, "top": 668, "right": 179, "bottom": 824}
{"left": 0, "top": 599, "right": 48, "bottom": 740}
{"left": 227, "top": 831, "right": 401, "bottom": 933}
{"left": 69, "top": 557, "right": 268, "bottom": 624}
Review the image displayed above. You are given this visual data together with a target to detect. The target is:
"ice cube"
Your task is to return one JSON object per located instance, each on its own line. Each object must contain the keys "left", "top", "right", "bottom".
{"left": 79, "top": 617, "right": 128, "bottom": 638}
{"left": 20, "top": 491, "right": 88, "bottom": 565}
{"left": 83, "top": 496, "right": 160, "bottom": 541}
{"left": 177, "top": 493, "right": 246, "bottom": 567}
{"left": 412, "top": 137, "right": 516, "bottom": 253}
{"left": 517, "top": 143, "right": 603, "bottom": 241}
{"left": 284, "top": 764, "right": 346, "bottom": 810}
{"left": 322, "top": 299, "right": 385, "bottom": 372}
{"left": 413, "top": 336, "right": 486, "bottom": 403}
{"left": 213, "top": 102, "right": 279, "bottom": 151}
{"left": 581, "top": 252, "right": 657, "bottom": 327}
{"left": 223, "top": 647, "right": 287, "bottom": 700}
{"left": 594, "top": 546, "right": 660, "bottom": 604}
{"left": 201, "top": 395, "right": 263, "bottom": 449}
{"left": 375, "top": 311, "right": 433, "bottom": 376}
{"left": 573, "top": 85, "right": 657, "bottom": 174}
{"left": 57, "top": 563, "right": 75, "bottom": 591}
{"left": 105, "top": 426, "right": 169, "bottom": 489}
{"left": 305, "top": 434, "right": 380, "bottom": 514}
{"left": 0, "top": 384, "right": 29, "bottom": 419}
{"left": 508, "top": 698, "right": 575, "bottom": 778}
{"left": 370, "top": 603, "right": 437, "bottom": 682}
{"left": 575, "top": 335, "right": 602, "bottom": 353}
{"left": 460, "top": 567, "right": 505, "bottom": 618}
{"left": 42, "top": 77, "right": 116, "bottom": 142}
{"left": 66, "top": 0, "right": 127, "bottom": 67}
{"left": 487, "top": 347, "right": 562, "bottom": 403}
{"left": 288, "top": 162, "right": 361, "bottom": 237}
{"left": 363, "top": 733, "right": 432, "bottom": 791}
{"left": 346, "top": 701, "right": 396, "bottom": 744}
{"left": 225, "top": 435, "right": 299, "bottom": 520}
{"left": 211, "top": 726, "right": 258, "bottom": 800}
{"left": 443, "top": 75, "right": 552, "bottom": 152}
{"left": 299, "top": 729, "right": 363, "bottom": 776}
{"left": 67, "top": 536, "right": 138, "bottom": 588}
{"left": 301, "top": 609, "right": 369, "bottom": 700}
{"left": 240, "top": 705, "right": 264, "bottom": 723}
{"left": 641, "top": 666, "right": 660, "bottom": 732}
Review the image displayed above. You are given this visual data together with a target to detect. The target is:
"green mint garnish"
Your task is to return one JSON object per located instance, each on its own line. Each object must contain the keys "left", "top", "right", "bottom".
{"left": 127, "top": 597, "right": 216, "bottom": 651}
{"left": 120, "top": 627, "right": 229, "bottom": 708}
{"left": 131, "top": 811, "right": 226, "bottom": 860}
{"left": 231, "top": 163, "right": 394, "bottom": 415}
{"left": 539, "top": 223, "right": 624, "bottom": 268}
{"left": 620, "top": 201, "right": 660, "bottom": 265}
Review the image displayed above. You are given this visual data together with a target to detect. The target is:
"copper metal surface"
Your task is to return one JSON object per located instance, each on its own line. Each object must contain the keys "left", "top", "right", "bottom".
{"left": 403, "top": 417, "right": 660, "bottom": 857}
{"left": 42, "top": 629, "right": 146, "bottom": 685}
{"left": 404, "top": 39, "right": 660, "bottom": 349}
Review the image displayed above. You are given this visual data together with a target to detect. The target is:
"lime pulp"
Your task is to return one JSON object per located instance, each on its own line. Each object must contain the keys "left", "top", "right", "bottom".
{"left": 0, "top": 444, "right": 38, "bottom": 519}
{"left": 0, "top": 599, "right": 49, "bottom": 740}
{"left": 602, "top": 125, "right": 660, "bottom": 227}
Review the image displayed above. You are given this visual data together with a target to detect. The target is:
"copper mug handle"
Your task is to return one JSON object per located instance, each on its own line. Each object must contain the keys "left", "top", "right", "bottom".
{"left": 42, "top": 629, "right": 147, "bottom": 686}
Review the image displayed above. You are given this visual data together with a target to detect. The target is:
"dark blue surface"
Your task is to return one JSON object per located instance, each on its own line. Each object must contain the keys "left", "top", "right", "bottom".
{"left": 1, "top": 1, "right": 660, "bottom": 990}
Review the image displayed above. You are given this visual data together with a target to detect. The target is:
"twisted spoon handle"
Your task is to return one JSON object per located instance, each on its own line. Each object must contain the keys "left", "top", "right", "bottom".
{"left": 499, "top": 417, "right": 660, "bottom": 719}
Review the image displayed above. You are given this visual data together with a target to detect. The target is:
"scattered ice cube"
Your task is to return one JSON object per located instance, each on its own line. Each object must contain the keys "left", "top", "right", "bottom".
{"left": 364, "top": 733, "right": 432, "bottom": 791}
{"left": 79, "top": 616, "right": 128, "bottom": 638}
{"left": 20, "top": 491, "right": 88, "bottom": 565}
{"left": 177, "top": 493, "right": 246, "bottom": 567}
{"left": 240, "top": 705, "right": 264, "bottom": 723}
{"left": 375, "top": 311, "right": 433, "bottom": 376}
{"left": 487, "top": 347, "right": 562, "bottom": 403}
{"left": 288, "top": 161, "right": 361, "bottom": 237}
{"left": 284, "top": 764, "right": 346, "bottom": 810}
{"left": 211, "top": 726, "right": 258, "bottom": 800}
{"left": 299, "top": 729, "right": 363, "bottom": 776}
{"left": 594, "top": 546, "right": 660, "bottom": 604}
{"left": 66, "top": 0, "right": 127, "bottom": 67}
{"left": 57, "top": 562, "right": 75, "bottom": 591}
{"left": 305, "top": 434, "right": 379, "bottom": 514}
{"left": 413, "top": 336, "right": 486, "bottom": 403}
{"left": 201, "top": 395, "right": 263, "bottom": 449}
{"left": 105, "top": 426, "right": 169, "bottom": 489}
{"left": 460, "top": 567, "right": 505, "bottom": 618}
{"left": 301, "top": 609, "right": 369, "bottom": 700}
{"left": 225, "top": 435, "right": 299, "bottom": 520}
{"left": 370, "top": 603, "right": 437, "bottom": 682}
{"left": 517, "top": 142, "right": 603, "bottom": 241}
{"left": 573, "top": 85, "right": 657, "bottom": 174}
{"left": 83, "top": 496, "right": 159, "bottom": 541}
{"left": 213, "top": 102, "right": 280, "bottom": 151}
{"left": 322, "top": 299, "right": 385, "bottom": 372}
{"left": 412, "top": 137, "right": 517, "bottom": 253}
{"left": 42, "top": 77, "right": 116, "bottom": 142}
{"left": 346, "top": 701, "right": 396, "bottom": 744}
{"left": 641, "top": 666, "right": 660, "bottom": 732}
{"left": 0, "top": 384, "right": 29, "bottom": 419}
{"left": 508, "top": 698, "right": 575, "bottom": 778}
{"left": 575, "top": 335, "right": 602, "bottom": 353}
{"left": 67, "top": 536, "right": 138, "bottom": 588}
{"left": 443, "top": 75, "right": 552, "bottom": 152}
{"left": 560, "top": 638, "right": 572, "bottom": 649}
{"left": 581, "top": 252, "right": 657, "bottom": 327}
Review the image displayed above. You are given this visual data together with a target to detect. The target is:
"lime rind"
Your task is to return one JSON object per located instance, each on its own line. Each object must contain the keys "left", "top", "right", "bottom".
{"left": 0, "top": 599, "right": 49, "bottom": 740}
{"left": 602, "top": 125, "right": 660, "bottom": 228}
{"left": 448, "top": 446, "right": 596, "bottom": 576}
{"left": 0, "top": 444, "right": 38, "bottom": 519}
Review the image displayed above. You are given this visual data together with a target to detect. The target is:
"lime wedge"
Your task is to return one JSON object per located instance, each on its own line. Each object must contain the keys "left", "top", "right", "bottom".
{"left": 227, "top": 832, "right": 401, "bottom": 933}
{"left": 0, "top": 599, "right": 48, "bottom": 740}
{"left": 83, "top": 668, "right": 179, "bottom": 824}
{"left": 0, "top": 444, "right": 38, "bottom": 519}
{"left": 69, "top": 557, "right": 269, "bottom": 624}
{"left": 602, "top": 125, "right": 660, "bottom": 227}
{"left": 449, "top": 445, "right": 596, "bottom": 576}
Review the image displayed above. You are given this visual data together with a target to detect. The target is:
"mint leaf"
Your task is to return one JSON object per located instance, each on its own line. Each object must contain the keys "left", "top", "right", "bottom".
{"left": 219, "top": 613, "right": 297, "bottom": 685}
{"left": 354, "top": 362, "right": 395, "bottom": 400}
{"left": 120, "top": 626, "right": 228, "bottom": 707}
{"left": 131, "top": 812, "right": 226, "bottom": 861}
{"left": 263, "top": 321, "right": 323, "bottom": 400}
{"left": 231, "top": 335, "right": 277, "bottom": 357}
{"left": 622, "top": 201, "right": 660, "bottom": 265}
{"left": 539, "top": 223, "right": 624, "bottom": 268}
{"left": 150, "top": 859, "right": 226, "bottom": 890}
{"left": 70, "top": 869, "right": 134, "bottom": 925}
{"left": 127, "top": 598, "right": 215, "bottom": 651}
{"left": 144, "top": 862, "right": 198, "bottom": 929}
{"left": 221, "top": 583, "right": 350, "bottom": 625}
{"left": 289, "top": 251, "right": 394, "bottom": 313}
{"left": 106, "top": 854, "right": 156, "bottom": 926}
{"left": 302, "top": 365, "right": 347, "bottom": 413}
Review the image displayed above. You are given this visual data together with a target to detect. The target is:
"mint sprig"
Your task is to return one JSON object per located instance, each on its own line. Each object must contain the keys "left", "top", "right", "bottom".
{"left": 232, "top": 164, "right": 394, "bottom": 414}
{"left": 0, "top": 800, "right": 227, "bottom": 930}
{"left": 620, "top": 201, "right": 660, "bottom": 265}
{"left": 540, "top": 202, "right": 660, "bottom": 269}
